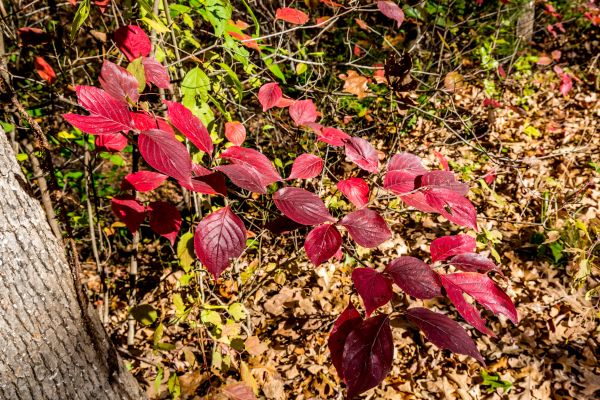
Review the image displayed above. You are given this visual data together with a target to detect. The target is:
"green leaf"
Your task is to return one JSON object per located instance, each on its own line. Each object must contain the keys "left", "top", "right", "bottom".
{"left": 131, "top": 304, "right": 158, "bottom": 326}
{"left": 70, "top": 0, "right": 90, "bottom": 40}
{"left": 181, "top": 67, "right": 211, "bottom": 102}
{"left": 228, "top": 303, "right": 246, "bottom": 322}
{"left": 263, "top": 56, "right": 286, "bottom": 82}
{"left": 219, "top": 62, "right": 243, "bottom": 102}
{"left": 197, "top": 0, "right": 232, "bottom": 37}
{"left": 142, "top": 17, "right": 170, "bottom": 33}
{"left": 201, "top": 309, "right": 222, "bottom": 326}
{"left": 172, "top": 293, "right": 186, "bottom": 318}
{"left": 127, "top": 58, "right": 146, "bottom": 93}
{"left": 177, "top": 232, "right": 195, "bottom": 272}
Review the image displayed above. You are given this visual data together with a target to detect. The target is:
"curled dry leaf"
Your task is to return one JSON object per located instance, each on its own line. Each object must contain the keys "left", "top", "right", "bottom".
{"left": 339, "top": 70, "right": 370, "bottom": 98}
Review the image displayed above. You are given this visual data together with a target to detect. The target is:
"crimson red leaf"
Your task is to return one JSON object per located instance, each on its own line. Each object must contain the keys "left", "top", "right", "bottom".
{"left": 220, "top": 146, "right": 282, "bottom": 186}
{"left": 258, "top": 82, "right": 283, "bottom": 111}
{"left": 111, "top": 196, "right": 145, "bottom": 233}
{"left": 337, "top": 177, "right": 369, "bottom": 208}
{"left": 304, "top": 224, "right": 342, "bottom": 265}
{"left": 318, "top": 127, "right": 350, "bottom": 146}
{"left": 63, "top": 86, "right": 133, "bottom": 135}
{"left": 417, "top": 170, "right": 468, "bottom": 195}
{"left": 289, "top": 99, "right": 318, "bottom": 126}
{"left": 265, "top": 216, "right": 302, "bottom": 235}
{"left": 138, "top": 129, "right": 193, "bottom": 186}
{"left": 147, "top": 201, "right": 182, "bottom": 245}
{"left": 33, "top": 56, "right": 56, "bottom": 84}
{"left": 399, "top": 192, "right": 438, "bottom": 213}
{"left": 430, "top": 234, "right": 476, "bottom": 263}
{"left": 194, "top": 206, "right": 247, "bottom": 279}
{"left": 344, "top": 137, "right": 379, "bottom": 173}
{"left": 384, "top": 170, "right": 418, "bottom": 194}
{"left": 384, "top": 153, "right": 427, "bottom": 194}
{"left": 215, "top": 164, "right": 267, "bottom": 194}
{"left": 164, "top": 100, "right": 213, "bottom": 154}
{"left": 273, "top": 187, "right": 335, "bottom": 226}
{"left": 424, "top": 188, "right": 478, "bottom": 230}
{"left": 95, "top": 133, "right": 127, "bottom": 152}
{"left": 224, "top": 121, "right": 246, "bottom": 146}
{"left": 114, "top": 25, "right": 151, "bottom": 61}
{"left": 385, "top": 256, "right": 443, "bottom": 299}
{"left": 181, "top": 173, "right": 227, "bottom": 196}
{"left": 131, "top": 112, "right": 174, "bottom": 134}
{"left": 122, "top": 171, "right": 167, "bottom": 192}
{"left": 288, "top": 153, "right": 323, "bottom": 180}
{"left": 441, "top": 273, "right": 518, "bottom": 324}
{"left": 352, "top": 268, "right": 393, "bottom": 316}
{"left": 439, "top": 274, "right": 494, "bottom": 336}
{"left": 406, "top": 307, "right": 485, "bottom": 364}
{"left": 142, "top": 57, "right": 170, "bottom": 89}
{"left": 328, "top": 303, "right": 362, "bottom": 380}
{"left": 342, "top": 314, "right": 393, "bottom": 399}
{"left": 99, "top": 60, "right": 139, "bottom": 104}
{"left": 275, "top": 7, "right": 310, "bottom": 25}
{"left": 340, "top": 208, "right": 391, "bottom": 248}
{"left": 377, "top": 1, "right": 405, "bottom": 28}
{"left": 388, "top": 153, "right": 427, "bottom": 174}
{"left": 448, "top": 253, "right": 499, "bottom": 274}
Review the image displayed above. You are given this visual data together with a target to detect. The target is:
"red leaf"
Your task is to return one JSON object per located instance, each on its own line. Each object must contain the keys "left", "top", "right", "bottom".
{"left": 424, "top": 188, "right": 478, "bottom": 230}
{"left": 388, "top": 152, "right": 427, "bottom": 174}
{"left": 275, "top": 96, "right": 295, "bottom": 108}
{"left": 289, "top": 99, "right": 318, "bottom": 126}
{"left": 33, "top": 56, "right": 56, "bottom": 84}
{"left": 318, "top": 127, "right": 350, "bottom": 146}
{"left": 559, "top": 73, "right": 573, "bottom": 96}
{"left": 258, "top": 82, "right": 282, "bottom": 111}
{"left": 227, "top": 31, "right": 261, "bottom": 52}
{"left": 339, "top": 208, "right": 391, "bottom": 248}
{"left": 417, "top": 170, "right": 469, "bottom": 195}
{"left": 182, "top": 173, "right": 227, "bottom": 196}
{"left": 131, "top": 112, "right": 174, "bottom": 134}
{"left": 288, "top": 153, "right": 323, "bottom": 180}
{"left": 142, "top": 57, "right": 170, "bottom": 89}
{"left": 399, "top": 192, "right": 438, "bottom": 213}
{"left": 342, "top": 314, "right": 393, "bottom": 398}
{"left": 434, "top": 150, "right": 450, "bottom": 171}
{"left": 442, "top": 273, "right": 518, "bottom": 324}
{"left": 384, "top": 153, "right": 428, "bottom": 194}
{"left": 138, "top": 129, "right": 193, "bottom": 186}
{"left": 95, "top": 133, "right": 127, "bottom": 152}
{"left": 273, "top": 187, "right": 335, "bottom": 226}
{"left": 352, "top": 268, "right": 393, "bottom": 316}
{"left": 220, "top": 146, "right": 282, "bottom": 186}
{"left": 99, "top": 60, "right": 139, "bottom": 104}
{"left": 121, "top": 171, "right": 167, "bottom": 192}
{"left": 194, "top": 206, "right": 247, "bottom": 279}
{"left": 147, "top": 201, "right": 181, "bottom": 245}
{"left": 344, "top": 137, "right": 379, "bottom": 173}
{"left": 377, "top": 1, "right": 405, "bottom": 28}
{"left": 111, "top": 196, "right": 145, "bottom": 233}
{"left": 304, "top": 224, "right": 342, "bottom": 265}
{"left": 385, "top": 256, "right": 443, "bottom": 299}
{"left": 164, "top": 100, "right": 213, "bottom": 154}
{"left": 224, "top": 121, "right": 246, "bottom": 146}
{"left": 406, "top": 307, "right": 485, "bottom": 364}
{"left": 430, "top": 234, "right": 476, "bottom": 262}
{"left": 114, "top": 25, "right": 151, "bottom": 62}
{"left": 328, "top": 303, "right": 362, "bottom": 380}
{"left": 63, "top": 86, "right": 133, "bottom": 135}
{"left": 275, "top": 7, "right": 310, "bottom": 25}
{"left": 215, "top": 164, "right": 267, "bottom": 194}
{"left": 448, "top": 253, "right": 499, "bottom": 274}
{"left": 384, "top": 170, "right": 418, "bottom": 194}
{"left": 337, "top": 177, "right": 369, "bottom": 208}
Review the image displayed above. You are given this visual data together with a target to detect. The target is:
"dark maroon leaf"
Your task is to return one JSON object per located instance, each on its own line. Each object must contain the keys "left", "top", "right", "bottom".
{"left": 406, "top": 307, "right": 485, "bottom": 364}
{"left": 264, "top": 216, "right": 303, "bottom": 234}
{"left": 289, "top": 99, "right": 318, "bottom": 126}
{"left": 352, "top": 268, "right": 393, "bottom": 316}
{"left": 424, "top": 188, "right": 478, "bottom": 230}
{"left": 142, "top": 57, "right": 170, "bottom": 89}
{"left": 441, "top": 273, "right": 518, "bottom": 324}
{"left": 180, "top": 172, "right": 227, "bottom": 196}
{"left": 95, "top": 133, "right": 127, "bottom": 152}
{"left": 121, "top": 171, "right": 168, "bottom": 192}
{"left": 430, "top": 234, "right": 476, "bottom": 262}
{"left": 147, "top": 201, "right": 182, "bottom": 245}
{"left": 17, "top": 27, "right": 51, "bottom": 46}
{"left": 220, "top": 146, "right": 282, "bottom": 186}
{"left": 449, "top": 253, "right": 500, "bottom": 274}
{"left": 417, "top": 170, "right": 469, "bottom": 195}
{"left": 114, "top": 25, "right": 151, "bottom": 61}
{"left": 385, "top": 256, "right": 442, "bottom": 299}
{"left": 138, "top": 129, "right": 193, "bottom": 186}
{"left": 273, "top": 187, "right": 335, "bottom": 225}
{"left": 339, "top": 208, "right": 391, "bottom": 248}
{"left": 215, "top": 164, "right": 267, "bottom": 194}
{"left": 344, "top": 137, "right": 379, "bottom": 173}
{"left": 337, "top": 177, "right": 369, "bottom": 208}
{"left": 328, "top": 303, "right": 362, "bottom": 380}
{"left": 111, "top": 196, "right": 145, "bottom": 233}
{"left": 342, "top": 314, "right": 393, "bottom": 398}
{"left": 164, "top": 100, "right": 213, "bottom": 154}
{"left": 258, "top": 82, "right": 282, "bottom": 111}
{"left": 318, "top": 127, "right": 350, "bottom": 146}
{"left": 99, "top": 60, "right": 139, "bottom": 104}
{"left": 304, "top": 224, "right": 342, "bottom": 266}
{"left": 288, "top": 153, "right": 323, "bottom": 180}
{"left": 194, "top": 206, "right": 247, "bottom": 279}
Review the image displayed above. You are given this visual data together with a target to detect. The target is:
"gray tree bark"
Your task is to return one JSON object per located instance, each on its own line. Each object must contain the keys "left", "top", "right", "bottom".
{"left": 0, "top": 127, "right": 145, "bottom": 399}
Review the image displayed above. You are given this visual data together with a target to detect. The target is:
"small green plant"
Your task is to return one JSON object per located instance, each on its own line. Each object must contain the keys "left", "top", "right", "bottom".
{"left": 480, "top": 370, "right": 513, "bottom": 394}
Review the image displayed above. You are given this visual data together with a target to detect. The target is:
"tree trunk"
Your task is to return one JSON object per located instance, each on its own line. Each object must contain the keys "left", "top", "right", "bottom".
{"left": 0, "top": 127, "right": 145, "bottom": 399}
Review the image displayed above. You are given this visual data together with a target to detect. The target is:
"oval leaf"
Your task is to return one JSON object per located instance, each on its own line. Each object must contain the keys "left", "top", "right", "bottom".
{"left": 424, "top": 188, "right": 478, "bottom": 231}
{"left": 258, "top": 82, "right": 283, "bottom": 111}
{"left": 95, "top": 133, "right": 127, "bottom": 152}
{"left": 99, "top": 60, "right": 139, "bottom": 104}
{"left": 430, "top": 234, "right": 476, "bottom": 263}
{"left": 220, "top": 146, "right": 282, "bottom": 186}
{"left": 377, "top": 1, "right": 405, "bottom": 28}
{"left": 164, "top": 100, "right": 213, "bottom": 154}
{"left": 352, "top": 268, "right": 393, "bottom": 316}
{"left": 448, "top": 253, "right": 500, "bottom": 274}
{"left": 328, "top": 303, "right": 362, "bottom": 380}
{"left": 339, "top": 208, "right": 391, "bottom": 248}
{"left": 288, "top": 153, "right": 323, "bottom": 180}
{"left": 122, "top": 171, "right": 168, "bottom": 192}
{"left": 318, "top": 127, "right": 350, "bottom": 146}
{"left": 147, "top": 201, "right": 182, "bottom": 245}
{"left": 138, "top": 129, "right": 193, "bottom": 186}
{"left": 194, "top": 206, "right": 247, "bottom": 279}
{"left": 289, "top": 99, "right": 318, "bottom": 126}
{"left": 337, "top": 177, "right": 369, "bottom": 208}
{"left": 275, "top": 7, "right": 310, "bottom": 25}
{"left": 304, "top": 224, "right": 342, "bottom": 266}
{"left": 385, "top": 256, "right": 443, "bottom": 299}
{"left": 114, "top": 25, "right": 151, "bottom": 61}
{"left": 142, "top": 57, "right": 170, "bottom": 89}
{"left": 111, "top": 196, "right": 145, "bottom": 233}
{"left": 384, "top": 170, "right": 418, "bottom": 194}
{"left": 417, "top": 170, "right": 469, "bottom": 195}
{"left": 388, "top": 153, "right": 427, "bottom": 174}
{"left": 273, "top": 187, "right": 335, "bottom": 226}
{"left": 344, "top": 137, "right": 379, "bottom": 173}
{"left": 215, "top": 164, "right": 267, "bottom": 194}
{"left": 224, "top": 121, "right": 246, "bottom": 146}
